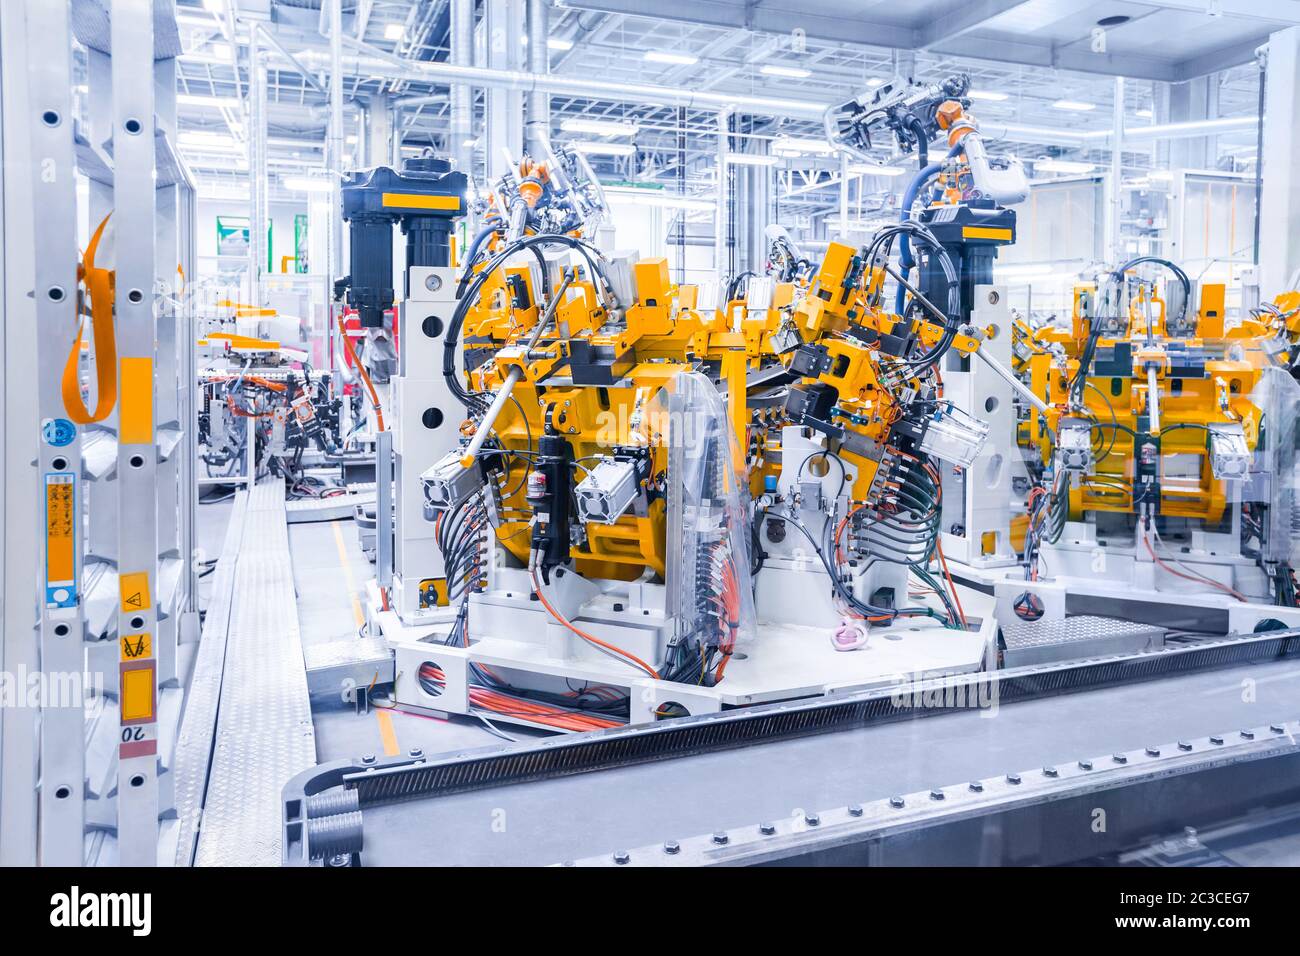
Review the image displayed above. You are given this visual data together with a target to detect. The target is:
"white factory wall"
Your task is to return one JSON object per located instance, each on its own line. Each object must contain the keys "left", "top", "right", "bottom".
{"left": 195, "top": 198, "right": 309, "bottom": 277}
{"left": 607, "top": 199, "right": 716, "bottom": 286}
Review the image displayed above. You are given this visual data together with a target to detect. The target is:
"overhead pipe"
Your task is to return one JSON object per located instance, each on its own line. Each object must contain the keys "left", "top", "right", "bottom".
{"left": 526, "top": 0, "right": 551, "bottom": 160}
{"left": 451, "top": 0, "right": 474, "bottom": 177}
{"left": 279, "top": 32, "right": 1261, "bottom": 167}
{"left": 295, "top": 41, "right": 828, "bottom": 121}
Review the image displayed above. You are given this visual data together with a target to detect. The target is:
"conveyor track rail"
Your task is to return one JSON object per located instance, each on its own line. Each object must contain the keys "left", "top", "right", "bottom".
{"left": 284, "top": 627, "right": 1300, "bottom": 847}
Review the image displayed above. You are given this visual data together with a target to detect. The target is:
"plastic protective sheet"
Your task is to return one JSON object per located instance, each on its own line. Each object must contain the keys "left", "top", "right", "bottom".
{"left": 646, "top": 371, "right": 759, "bottom": 669}
{"left": 1246, "top": 365, "right": 1300, "bottom": 567}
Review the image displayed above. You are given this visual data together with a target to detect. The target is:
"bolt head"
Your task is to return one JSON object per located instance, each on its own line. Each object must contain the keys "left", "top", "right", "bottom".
{"left": 889, "top": 795, "right": 905, "bottom": 808}
{"left": 1078, "top": 759, "right": 1094, "bottom": 770}
{"left": 759, "top": 822, "right": 776, "bottom": 835}
{"left": 613, "top": 850, "right": 630, "bottom": 865}
{"left": 805, "top": 812, "right": 820, "bottom": 826}
{"left": 361, "top": 754, "right": 377, "bottom": 764}
{"left": 663, "top": 840, "right": 680, "bottom": 855}
{"left": 1006, "top": 773, "right": 1022, "bottom": 785}
{"left": 712, "top": 831, "right": 729, "bottom": 845}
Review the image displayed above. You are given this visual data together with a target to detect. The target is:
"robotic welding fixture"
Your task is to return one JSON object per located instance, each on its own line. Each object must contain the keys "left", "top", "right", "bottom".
{"left": 1003, "top": 259, "right": 1300, "bottom": 621}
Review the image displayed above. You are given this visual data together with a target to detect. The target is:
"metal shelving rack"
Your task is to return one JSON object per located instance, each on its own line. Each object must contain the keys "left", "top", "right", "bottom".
{"left": 0, "top": 0, "right": 196, "bottom": 867}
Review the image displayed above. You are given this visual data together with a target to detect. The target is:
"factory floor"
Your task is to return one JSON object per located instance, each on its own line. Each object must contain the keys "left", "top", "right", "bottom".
{"left": 196, "top": 491, "right": 530, "bottom": 776}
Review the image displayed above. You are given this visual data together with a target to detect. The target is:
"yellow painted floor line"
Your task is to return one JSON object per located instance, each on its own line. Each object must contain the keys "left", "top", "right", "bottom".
{"left": 375, "top": 708, "right": 400, "bottom": 756}
{"left": 330, "top": 519, "right": 365, "bottom": 628}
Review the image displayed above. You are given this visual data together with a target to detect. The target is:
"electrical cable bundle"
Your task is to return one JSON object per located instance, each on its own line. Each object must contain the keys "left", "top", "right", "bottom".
{"left": 444, "top": 232, "right": 616, "bottom": 418}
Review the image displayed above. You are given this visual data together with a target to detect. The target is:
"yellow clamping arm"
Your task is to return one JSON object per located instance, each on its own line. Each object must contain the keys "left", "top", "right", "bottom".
{"left": 63, "top": 212, "right": 118, "bottom": 425}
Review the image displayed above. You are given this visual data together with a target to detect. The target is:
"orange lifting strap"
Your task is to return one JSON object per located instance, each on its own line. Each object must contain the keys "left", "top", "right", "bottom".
{"left": 62, "top": 212, "right": 118, "bottom": 424}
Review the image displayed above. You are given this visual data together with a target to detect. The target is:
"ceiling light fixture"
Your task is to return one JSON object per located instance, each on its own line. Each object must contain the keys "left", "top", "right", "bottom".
{"left": 1052, "top": 100, "right": 1096, "bottom": 112}
{"left": 560, "top": 117, "right": 639, "bottom": 136}
{"left": 548, "top": 38, "right": 574, "bottom": 51}
{"left": 725, "top": 152, "right": 779, "bottom": 166}
{"left": 760, "top": 64, "right": 811, "bottom": 79}
{"left": 384, "top": 23, "right": 404, "bottom": 41}
{"left": 644, "top": 50, "right": 698, "bottom": 66}
{"left": 177, "top": 93, "right": 240, "bottom": 110}
{"left": 570, "top": 141, "right": 636, "bottom": 156}
{"left": 848, "top": 163, "right": 905, "bottom": 177}
{"left": 967, "top": 90, "right": 1008, "bottom": 102}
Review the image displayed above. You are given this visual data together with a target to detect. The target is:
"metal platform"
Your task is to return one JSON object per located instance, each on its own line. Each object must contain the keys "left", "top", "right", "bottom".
{"left": 191, "top": 481, "right": 317, "bottom": 866}
{"left": 999, "top": 615, "right": 1165, "bottom": 668}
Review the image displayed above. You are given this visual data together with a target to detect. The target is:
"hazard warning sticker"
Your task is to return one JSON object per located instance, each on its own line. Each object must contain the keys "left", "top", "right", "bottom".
{"left": 118, "top": 571, "right": 151, "bottom": 615}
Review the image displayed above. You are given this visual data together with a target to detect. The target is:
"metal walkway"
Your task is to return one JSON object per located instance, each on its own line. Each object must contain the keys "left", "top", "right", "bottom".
{"left": 188, "top": 482, "right": 317, "bottom": 866}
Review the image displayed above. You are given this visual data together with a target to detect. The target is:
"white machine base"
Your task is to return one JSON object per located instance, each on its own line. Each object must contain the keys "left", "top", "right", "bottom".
{"left": 946, "top": 558, "right": 1300, "bottom": 636}
{"left": 366, "top": 579, "right": 994, "bottom": 730}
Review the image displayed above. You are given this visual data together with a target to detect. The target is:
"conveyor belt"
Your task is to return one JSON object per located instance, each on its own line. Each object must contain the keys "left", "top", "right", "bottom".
{"left": 284, "top": 630, "right": 1300, "bottom": 865}
{"left": 195, "top": 482, "right": 317, "bottom": 866}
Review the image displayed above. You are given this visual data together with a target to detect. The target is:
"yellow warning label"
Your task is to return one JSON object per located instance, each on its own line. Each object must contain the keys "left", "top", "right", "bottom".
{"left": 119, "top": 570, "right": 151, "bottom": 614}
{"left": 119, "top": 356, "right": 154, "bottom": 445}
{"left": 961, "top": 226, "right": 1013, "bottom": 241}
{"left": 45, "top": 477, "right": 75, "bottom": 584}
{"left": 120, "top": 632, "right": 152, "bottom": 661}
{"left": 120, "top": 665, "right": 155, "bottom": 721}
{"left": 381, "top": 192, "right": 461, "bottom": 211}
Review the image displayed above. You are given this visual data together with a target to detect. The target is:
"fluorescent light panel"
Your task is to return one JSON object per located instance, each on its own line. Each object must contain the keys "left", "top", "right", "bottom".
{"left": 848, "top": 163, "right": 905, "bottom": 177}
{"left": 760, "top": 64, "right": 811, "bottom": 79}
{"left": 644, "top": 50, "right": 698, "bottom": 66}
{"left": 725, "top": 152, "right": 778, "bottom": 166}
{"left": 967, "top": 90, "right": 1008, "bottom": 101}
{"left": 178, "top": 93, "right": 239, "bottom": 109}
{"left": 571, "top": 140, "right": 635, "bottom": 156}
{"left": 560, "top": 117, "right": 638, "bottom": 136}
{"left": 1052, "top": 100, "right": 1096, "bottom": 112}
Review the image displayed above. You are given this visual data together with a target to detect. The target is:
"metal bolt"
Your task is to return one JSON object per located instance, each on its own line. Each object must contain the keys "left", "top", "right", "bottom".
{"left": 1043, "top": 766, "right": 1059, "bottom": 778}
{"left": 612, "top": 850, "right": 630, "bottom": 865}
{"left": 759, "top": 822, "right": 776, "bottom": 835}
{"left": 969, "top": 781, "right": 984, "bottom": 793}
{"left": 1178, "top": 741, "right": 1193, "bottom": 751}
{"left": 1145, "top": 746, "right": 1160, "bottom": 757}
{"left": 1210, "top": 735, "right": 1224, "bottom": 745}
{"left": 409, "top": 747, "right": 424, "bottom": 758}
{"left": 929, "top": 789, "right": 945, "bottom": 801}
{"left": 848, "top": 804, "right": 864, "bottom": 816}
{"left": 663, "top": 840, "right": 680, "bottom": 855}
{"left": 1240, "top": 729, "right": 1255, "bottom": 740}
{"left": 1006, "top": 773, "right": 1021, "bottom": 785}
{"left": 805, "top": 812, "right": 820, "bottom": 826}
{"left": 889, "top": 795, "right": 905, "bottom": 808}
{"left": 1078, "top": 759, "right": 1094, "bottom": 770}
{"left": 361, "top": 754, "right": 377, "bottom": 764}
{"left": 712, "top": 831, "right": 729, "bottom": 845}
{"left": 1112, "top": 753, "right": 1128, "bottom": 764}
{"left": 1270, "top": 724, "right": 1286, "bottom": 734}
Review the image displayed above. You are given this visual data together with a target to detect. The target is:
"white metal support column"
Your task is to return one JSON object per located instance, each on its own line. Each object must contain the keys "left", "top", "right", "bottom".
{"left": 484, "top": 0, "right": 525, "bottom": 179}
{"left": 1106, "top": 77, "right": 1125, "bottom": 265}
{"left": 247, "top": 25, "right": 268, "bottom": 307}
{"left": 451, "top": 0, "right": 475, "bottom": 178}
{"left": 1260, "top": 26, "right": 1300, "bottom": 294}
{"left": 24, "top": 0, "right": 85, "bottom": 866}
{"left": 112, "top": 0, "right": 160, "bottom": 866}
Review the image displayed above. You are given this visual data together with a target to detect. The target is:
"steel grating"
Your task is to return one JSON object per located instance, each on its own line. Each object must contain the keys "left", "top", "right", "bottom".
{"left": 171, "top": 491, "right": 248, "bottom": 866}
{"left": 1000, "top": 614, "right": 1166, "bottom": 667}
{"left": 194, "top": 482, "right": 317, "bottom": 866}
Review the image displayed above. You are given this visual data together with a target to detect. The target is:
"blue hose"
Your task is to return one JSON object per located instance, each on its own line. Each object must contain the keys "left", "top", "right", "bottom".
{"left": 894, "top": 143, "right": 965, "bottom": 314}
